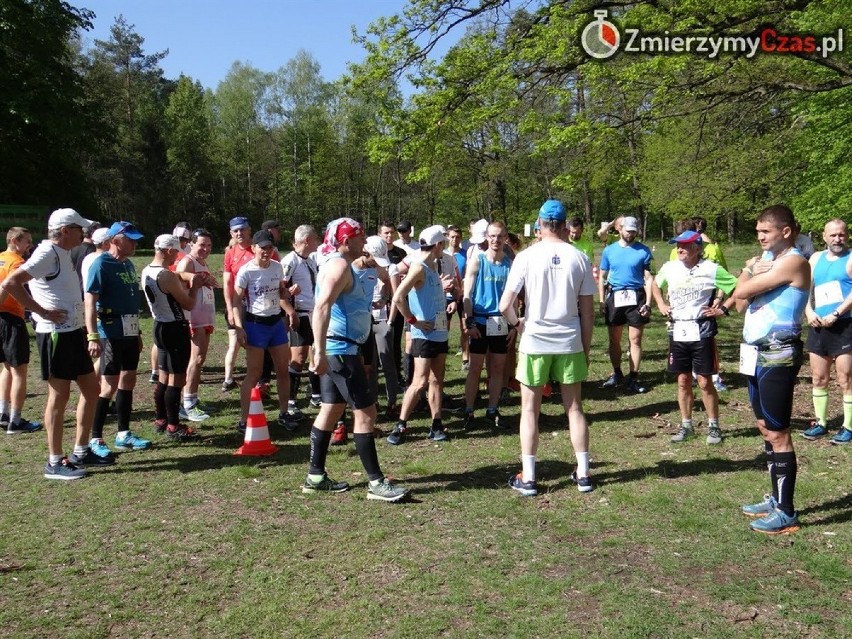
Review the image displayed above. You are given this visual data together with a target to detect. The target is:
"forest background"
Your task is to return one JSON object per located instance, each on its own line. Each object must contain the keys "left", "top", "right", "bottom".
{"left": 2, "top": 0, "right": 850, "bottom": 243}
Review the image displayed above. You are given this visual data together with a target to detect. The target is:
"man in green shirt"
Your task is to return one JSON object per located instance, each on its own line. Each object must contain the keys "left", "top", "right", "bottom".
{"left": 568, "top": 217, "right": 595, "bottom": 263}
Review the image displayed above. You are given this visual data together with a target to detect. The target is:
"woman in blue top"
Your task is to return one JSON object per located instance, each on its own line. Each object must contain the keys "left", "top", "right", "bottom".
{"left": 388, "top": 225, "right": 452, "bottom": 445}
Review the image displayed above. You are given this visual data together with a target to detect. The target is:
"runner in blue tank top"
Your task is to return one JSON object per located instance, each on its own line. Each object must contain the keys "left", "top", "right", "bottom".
{"left": 389, "top": 225, "right": 453, "bottom": 445}
{"left": 462, "top": 221, "right": 514, "bottom": 429}
{"left": 731, "top": 205, "right": 811, "bottom": 535}
{"left": 306, "top": 217, "right": 409, "bottom": 503}
{"left": 803, "top": 219, "right": 852, "bottom": 444}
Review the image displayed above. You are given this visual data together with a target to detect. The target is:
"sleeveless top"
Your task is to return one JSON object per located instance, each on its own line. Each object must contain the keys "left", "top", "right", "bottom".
{"left": 471, "top": 252, "right": 511, "bottom": 319}
{"left": 743, "top": 248, "right": 807, "bottom": 367}
{"left": 141, "top": 264, "right": 185, "bottom": 322}
{"left": 409, "top": 257, "right": 448, "bottom": 342}
{"left": 182, "top": 255, "right": 215, "bottom": 328}
{"left": 325, "top": 255, "right": 372, "bottom": 356}
{"left": 812, "top": 251, "right": 852, "bottom": 318}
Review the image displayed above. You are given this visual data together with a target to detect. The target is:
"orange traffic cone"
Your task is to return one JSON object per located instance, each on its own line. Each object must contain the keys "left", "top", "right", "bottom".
{"left": 234, "top": 386, "right": 279, "bottom": 456}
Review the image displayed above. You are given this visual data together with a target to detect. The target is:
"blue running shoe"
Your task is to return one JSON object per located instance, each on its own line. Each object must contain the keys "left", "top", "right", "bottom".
{"left": 801, "top": 422, "right": 828, "bottom": 440}
{"left": 115, "top": 432, "right": 152, "bottom": 450}
{"left": 428, "top": 427, "right": 449, "bottom": 442}
{"left": 742, "top": 494, "right": 778, "bottom": 518}
{"left": 508, "top": 472, "right": 538, "bottom": 497}
{"left": 830, "top": 427, "right": 852, "bottom": 444}
{"left": 571, "top": 470, "right": 593, "bottom": 493}
{"left": 89, "top": 438, "right": 113, "bottom": 458}
{"left": 6, "top": 417, "right": 42, "bottom": 434}
{"left": 44, "top": 457, "right": 87, "bottom": 480}
{"left": 386, "top": 423, "right": 407, "bottom": 445}
{"left": 749, "top": 508, "right": 800, "bottom": 535}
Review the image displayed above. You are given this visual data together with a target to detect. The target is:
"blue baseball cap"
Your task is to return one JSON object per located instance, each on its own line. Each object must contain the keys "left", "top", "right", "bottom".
{"left": 668, "top": 230, "right": 703, "bottom": 245}
{"left": 229, "top": 216, "right": 250, "bottom": 231}
{"left": 538, "top": 199, "right": 566, "bottom": 222}
{"left": 106, "top": 221, "right": 144, "bottom": 240}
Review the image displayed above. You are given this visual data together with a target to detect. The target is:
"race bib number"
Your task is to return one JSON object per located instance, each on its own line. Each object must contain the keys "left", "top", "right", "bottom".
{"left": 433, "top": 311, "right": 448, "bottom": 331}
{"left": 201, "top": 287, "right": 214, "bottom": 306}
{"left": 486, "top": 316, "right": 508, "bottom": 336}
{"left": 263, "top": 296, "right": 279, "bottom": 312}
{"left": 372, "top": 307, "right": 388, "bottom": 321}
{"left": 614, "top": 289, "right": 637, "bottom": 308}
{"left": 814, "top": 280, "right": 843, "bottom": 308}
{"left": 673, "top": 320, "right": 700, "bottom": 343}
{"left": 55, "top": 302, "right": 84, "bottom": 331}
{"left": 739, "top": 343, "right": 758, "bottom": 376}
{"left": 121, "top": 314, "right": 140, "bottom": 337}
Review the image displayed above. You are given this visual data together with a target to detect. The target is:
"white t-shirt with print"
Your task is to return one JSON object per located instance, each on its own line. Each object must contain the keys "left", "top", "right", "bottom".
{"left": 505, "top": 240, "right": 595, "bottom": 354}
{"left": 21, "top": 240, "right": 85, "bottom": 333}
{"left": 235, "top": 260, "right": 284, "bottom": 317}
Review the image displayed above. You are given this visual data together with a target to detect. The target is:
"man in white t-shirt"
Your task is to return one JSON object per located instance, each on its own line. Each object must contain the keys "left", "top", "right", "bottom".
{"left": 393, "top": 220, "right": 421, "bottom": 254}
{"left": 1, "top": 208, "right": 108, "bottom": 479}
{"left": 500, "top": 199, "right": 596, "bottom": 496}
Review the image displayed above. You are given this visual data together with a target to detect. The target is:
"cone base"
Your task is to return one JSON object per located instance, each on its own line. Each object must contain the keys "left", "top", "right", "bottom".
{"left": 234, "top": 442, "right": 279, "bottom": 457}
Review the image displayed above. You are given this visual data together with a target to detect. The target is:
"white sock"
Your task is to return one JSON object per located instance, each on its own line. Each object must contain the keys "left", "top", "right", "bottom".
{"left": 183, "top": 395, "right": 197, "bottom": 410}
{"left": 575, "top": 451, "right": 590, "bottom": 478}
{"left": 49, "top": 454, "right": 64, "bottom": 465}
{"left": 0, "top": 400, "right": 9, "bottom": 416}
{"left": 522, "top": 454, "right": 536, "bottom": 482}
{"left": 73, "top": 444, "right": 88, "bottom": 456}
{"left": 117, "top": 430, "right": 129, "bottom": 439}
{"left": 9, "top": 408, "right": 21, "bottom": 424}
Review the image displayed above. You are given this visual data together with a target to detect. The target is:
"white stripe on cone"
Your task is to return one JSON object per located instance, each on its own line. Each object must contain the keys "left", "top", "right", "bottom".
{"left": 249, "top": 399, "right": 264, "bottom": 416}
{"left": 245, "top": 424, "right": 271, "bottom": 442}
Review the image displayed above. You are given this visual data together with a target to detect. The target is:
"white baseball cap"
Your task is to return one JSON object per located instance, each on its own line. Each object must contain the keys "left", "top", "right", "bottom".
{"left": 91, "top": 227, "right": 111, "bottom": 245}
{"left": 469, "top": 219, "right": 489, "bottom": 244}
{"left": 419, "top": 225, "right": 449, "bottom": 248}
{"left": 48, "top": 208, "right": 94, "bottom": 231}
{"left": 154, "top": 234, "right": 181, "bottom": 250}
{"left": 364, "top": 235, "right": 390, "bottom": 266}
{"left": 622, "top": 216, "right": 639, "bottom": 232}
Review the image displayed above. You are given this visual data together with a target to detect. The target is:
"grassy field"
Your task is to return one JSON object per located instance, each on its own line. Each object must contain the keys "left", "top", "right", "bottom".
{"left": 0, "top": 242, "right": 849, "bottom": 638}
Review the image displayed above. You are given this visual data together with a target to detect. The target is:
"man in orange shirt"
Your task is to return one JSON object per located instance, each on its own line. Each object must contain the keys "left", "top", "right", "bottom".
{"left": 0, "top": 227, "right": 41, "bottom": 433}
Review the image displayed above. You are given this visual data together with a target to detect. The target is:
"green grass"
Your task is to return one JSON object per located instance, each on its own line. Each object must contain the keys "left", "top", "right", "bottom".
{"left": 0, "top": 243, "right": 849, "bottom": 638}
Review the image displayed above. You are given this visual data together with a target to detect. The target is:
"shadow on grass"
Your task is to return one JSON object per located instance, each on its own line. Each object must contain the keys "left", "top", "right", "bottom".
{"left": 93, "top": 438, "right": 311, "bottom": 475}
{"left": 798, "top": 493, "right": 852, "bottom": 526}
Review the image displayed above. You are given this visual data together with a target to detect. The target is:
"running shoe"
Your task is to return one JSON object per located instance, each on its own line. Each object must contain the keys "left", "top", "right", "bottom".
{"left": 70, "top": 446, "right": 115, "bottom": 466}
{"left": 741, "top": 494, "right": 777, "bottom": 518}
{"left": 830, "top": 427, "right": 852, "bottom": 444}
{"left": 428, "top": 427, "right": 449, "bottom": 442}
{"left": 508, "top": 472, "right": 538, "bottom": 497}
{"left": 287, "top": 404, "right": 306, "bottom": 421}
{"left": 367, "top": 478, "right": 409, "bottom": 502}
{"left": 149, "top": 370, "right": 158, "bottom": 384}
{"left": 221, "top": 379, "right": 237, "bottom": 392}
{"left": 88, "top": 438, "right": 113, "bottom": 458}
{"left": 302, "top": 474, "right": 349, "bottom": 493}
{"left": 179, "top": 404, "right": 210, "bottom": 422}
{"left": 153, "top": 418, "right": 167, "bottom": 434}
{"left": 571, "top": 470, "right": 593, "bottom": 493}
{"left": 706, "top": 426, "right": 723, "bottom": 445}
{"left": 387, "top": 423, "right": 407, "bottom": 445}
{"left": 625, "top": 377, "right": 647, "bottom": 394}
{"left": 801, "top": 421, "right": 828, "bottom": 440}
{"left": 44, "top": 457, "right": 87, "bottom": 481}
{"left": 114, "top": 432, "right": 152, "bottom": 450}
{"left": 463, "top": 410, "right": 475, "bottom": 429}
{"left": 671, "top": 427, "right": 693, "bottom": 442}
{"left": 6, "top": 418, "right": 42, "bottom": 434}
{"left": 277, "top": 412, "right": 299, "bottom": 432}
{"left": 166, "top": 425, "right": 201, "bottom": 442}
{"left": 309, "top": 394, "right": 322, "bottom": 408}
{"left": 486, "top": 409, "right": 504, "bottom": 429}
{"left": 749, "top": 508, "right": 800, "bottom": 535}
{"left": 330, "top": 421, "right": 347, "bottom": 446}
{"left": 713, "top": 379, "right": 729, "bottom": 392}
{"left": 601, "top": 372, "right": 623, "bottom": 389}
{"left": 0, "top": 413, "right": 9, "bottom": 427}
